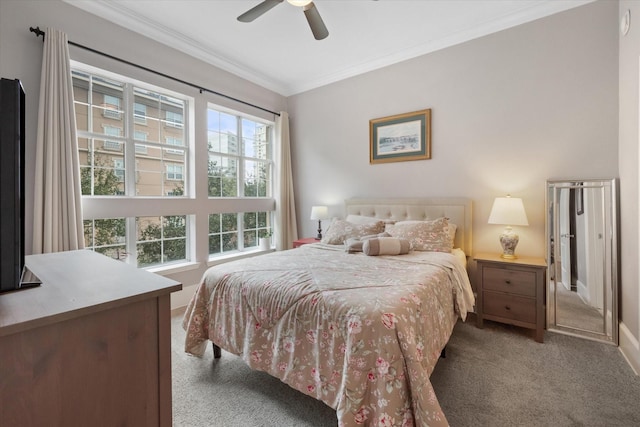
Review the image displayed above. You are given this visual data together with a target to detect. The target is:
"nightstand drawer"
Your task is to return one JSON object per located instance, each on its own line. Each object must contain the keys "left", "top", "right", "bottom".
{"left": 482, "top": 291, "right": 536, "bottom": 324}
{"left": 482, "top": 267, "right": 536, "bottom": 297}
{"left": 475, "top": 253, "right": 546, "bottom": 343}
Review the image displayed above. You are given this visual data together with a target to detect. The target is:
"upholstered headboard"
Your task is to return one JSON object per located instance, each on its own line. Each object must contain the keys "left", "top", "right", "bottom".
{"left": 344, "top": 197, "right": 473, "bottom": 254}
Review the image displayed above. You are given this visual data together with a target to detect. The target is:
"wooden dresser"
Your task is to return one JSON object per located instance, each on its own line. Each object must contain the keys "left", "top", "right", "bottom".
{"left": 0, "top": 250, "right": 182, "bottom": 427}
{"left": 474, "top": 253, "right": 547, "bottom": 342}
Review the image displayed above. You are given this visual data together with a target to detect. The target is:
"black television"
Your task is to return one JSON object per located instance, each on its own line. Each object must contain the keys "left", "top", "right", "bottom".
{"left": 0, "top": 78, "right": 39, "bottom": 292}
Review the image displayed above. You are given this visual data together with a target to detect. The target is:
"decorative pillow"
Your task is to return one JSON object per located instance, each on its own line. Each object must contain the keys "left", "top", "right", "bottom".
{"left": 447, "top": 223, "right": 457, "bottom": 247}
{"left": 363, "top": 237, "right": 410, "bottom": 256}
{"left": 393, "top": 219, "right": 457, "bottom": 248}
{"left": 321, "top": 220, "right": 385, "bottom": 245}
{"left": 386, "top": 217, "right": 453, "bottom": 252}
{"left": 344, "top": 232, "right": 391, "bottom": 253}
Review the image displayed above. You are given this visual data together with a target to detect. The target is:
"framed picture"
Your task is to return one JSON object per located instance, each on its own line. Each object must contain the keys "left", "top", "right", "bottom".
{"left": 369, "top": 109, "right": 431, "bottom": 164}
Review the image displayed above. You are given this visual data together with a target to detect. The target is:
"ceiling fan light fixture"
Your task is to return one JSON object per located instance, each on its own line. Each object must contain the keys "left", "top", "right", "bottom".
{"left": 287, "top": 0, "right": 312, "bottom": 6}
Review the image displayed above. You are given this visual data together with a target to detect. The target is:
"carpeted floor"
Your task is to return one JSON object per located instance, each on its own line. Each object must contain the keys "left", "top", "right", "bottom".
{"left": 171, "top": 313, "right": 640, "bottom": 426}
{"left": 552, "top": 280, "right": 604, "bottom": 333}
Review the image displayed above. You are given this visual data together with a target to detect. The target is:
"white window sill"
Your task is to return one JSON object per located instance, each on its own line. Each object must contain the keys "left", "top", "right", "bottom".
{"left": 207, "top": 247, "right": 274, "bottom": 267}
{"left": 145, "top": 261, "right": 201, "bottom": 276}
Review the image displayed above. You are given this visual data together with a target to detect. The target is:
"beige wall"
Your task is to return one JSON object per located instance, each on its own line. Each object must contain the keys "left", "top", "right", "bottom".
{"left": 619, "top": 0, "right": 640, "bottom": 371}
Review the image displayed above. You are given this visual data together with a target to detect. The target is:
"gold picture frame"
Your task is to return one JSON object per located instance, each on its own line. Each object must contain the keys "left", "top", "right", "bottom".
{"left": 369, "top": 109, "right": 431, "bottom": 164}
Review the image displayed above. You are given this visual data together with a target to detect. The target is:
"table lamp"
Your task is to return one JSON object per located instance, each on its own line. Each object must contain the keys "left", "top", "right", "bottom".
{"left": 310, "top": 206, "right": 328, "bottom": 240}
{"left": 488, "top": 195, "right": 529, "bottom": 259}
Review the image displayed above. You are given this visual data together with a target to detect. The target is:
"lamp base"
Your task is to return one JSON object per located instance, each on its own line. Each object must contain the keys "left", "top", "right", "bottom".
{"left": 316, "top": 220, "right": 323, "bottom": 240}
{"left": 499, "top": 227, "right": 519, "bottom": 260}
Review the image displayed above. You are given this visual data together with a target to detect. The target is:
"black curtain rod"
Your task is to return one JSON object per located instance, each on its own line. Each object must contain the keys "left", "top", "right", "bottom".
{"left": 29, "top": 26, "right": 280, "bottom": 117}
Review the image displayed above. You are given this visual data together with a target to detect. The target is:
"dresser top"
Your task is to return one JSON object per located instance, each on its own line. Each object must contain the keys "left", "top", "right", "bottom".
{"left": 0, "top": 250, "right": 182, "bottom": 337}
{"left": 474, "top": 252, "right": 547, "bottom": 268}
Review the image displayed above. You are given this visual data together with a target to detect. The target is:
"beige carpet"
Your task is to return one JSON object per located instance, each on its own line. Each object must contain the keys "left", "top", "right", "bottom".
{"left": 171, "top": 312, "right": 640, "bottom": 426}
{"left": 552, "top": 280, "right": 605, "bottom": 333}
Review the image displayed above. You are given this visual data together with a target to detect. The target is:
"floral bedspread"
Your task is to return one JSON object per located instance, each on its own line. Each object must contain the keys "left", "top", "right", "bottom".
{"left": 183, "top": 243, "right": 474, "bottom": 427}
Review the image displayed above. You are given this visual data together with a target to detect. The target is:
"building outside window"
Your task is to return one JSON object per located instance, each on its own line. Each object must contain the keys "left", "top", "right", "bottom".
{"left": 103, "top": 94, "right": 122, "bottom": 120}
{"left": 207, "top": 107, "right": 274, "bottom": 256}
{"left": 73, "top": 66, "right": 191, "bottom": 267}
{"left": 166, "top": 163, "right": 184, "bottom": 181}
{"left": 113, "top": 158, "right": 125, "bottom": 182}
{"left": 73, "top": 65, "right": 276, "bottom": 270}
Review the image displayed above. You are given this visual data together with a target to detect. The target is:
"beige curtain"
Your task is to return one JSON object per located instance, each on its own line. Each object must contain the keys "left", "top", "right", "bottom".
{"left": 32, "top": 28, "right": 84, "bottom": 254}
{"left": 274, "top": 111, "right": 298, "bottom": 250}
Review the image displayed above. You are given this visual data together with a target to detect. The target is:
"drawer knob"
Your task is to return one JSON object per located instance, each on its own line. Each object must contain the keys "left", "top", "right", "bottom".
{"left": 505, "top": 305, "right": 511, "bottom": 311}
{"left": 505, "top": 280, "right": 511, "bottom": 285}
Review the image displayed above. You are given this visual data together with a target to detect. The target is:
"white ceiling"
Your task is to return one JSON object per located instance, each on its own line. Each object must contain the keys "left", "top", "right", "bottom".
{"left": 63, "top": 0, "right": 594, "bottom": 96}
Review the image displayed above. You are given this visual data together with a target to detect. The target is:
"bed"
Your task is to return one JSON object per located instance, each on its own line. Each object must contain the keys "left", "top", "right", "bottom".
{"left": 183, "top": 198, "right": 474, "bottom": 426}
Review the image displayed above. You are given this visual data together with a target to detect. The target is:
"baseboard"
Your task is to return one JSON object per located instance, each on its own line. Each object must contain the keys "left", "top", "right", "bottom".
{"left": 619, "top": 321, "right": 640, "bottom": 375}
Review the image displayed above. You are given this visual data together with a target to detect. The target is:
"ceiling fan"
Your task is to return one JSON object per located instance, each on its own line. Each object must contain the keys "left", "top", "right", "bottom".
{"left": 237, "top": 0, "right": 329, "bottom": 40}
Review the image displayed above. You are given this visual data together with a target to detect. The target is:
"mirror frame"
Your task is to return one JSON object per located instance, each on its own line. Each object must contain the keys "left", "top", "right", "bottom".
{"left": 546, "top": 178, "right": 619, "bottom": 345}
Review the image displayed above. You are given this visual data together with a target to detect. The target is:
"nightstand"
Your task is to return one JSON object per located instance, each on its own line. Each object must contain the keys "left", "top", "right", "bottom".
{"left": 293, "top": 237, "right": 319, "bottom": 248}
{"left": 474, "top": 253, "right": 547, "bottom": 343}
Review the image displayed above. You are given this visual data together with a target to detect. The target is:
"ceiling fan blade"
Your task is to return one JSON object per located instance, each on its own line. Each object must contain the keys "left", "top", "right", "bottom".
{"left": 303, "top": 2, "right": 329, "bottom": 40}
{"left": 237, "top": 0, "right": 283, "bottom": 23}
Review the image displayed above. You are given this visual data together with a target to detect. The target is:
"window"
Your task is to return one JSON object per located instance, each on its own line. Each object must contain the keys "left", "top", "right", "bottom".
{"left": 113, "top": 158, "right": 125, "bottom": 182}
{"left": 73, "top": 64, "right": 276, "bottom": 270}
{"left": 242, "top": 211, "right": 271, "bottom": 249}
{"left": 207, "top": 211, "right": 272, "bottom": 256}
{"left": 166, "top": 163, "right": 183, "bottom": 181}
{"left": 208, "top": 213, "right": 238, "bottom": 254}
{"left": 165, "top": 110, "right": 183, "bottom": 128}
{"left": 207, "top": 110, "right": 272, "bottom": 198}
{"left": 84, "top": 218, "right": 126, "bottom": 259}
{"left": 103, "top": 125, "right": 122, "bottom": 151}
{"left": 103, "top": 94, "right": 122, "bottom": 120}
{"left": 165, "top": 136, "right": 184, "bottom": 155}
{"left": 134, "top": 102, "right": 147, "bottom": 124}
{"left": 207, "top": 107, "right": 275, "bottom": 257}
{"left": 73, "top": 65, "right": 193, "bottom": 269}
{"left": 134, "top": 131, "right": 148, "bottom": 154}
{"left": 84, "top": 215, "right": 188, "bottom": 267}
{"left": 136, "top": 215, "right": 187, "bottom": 267}
{"left": 73, "top": 69, "right": 189, "bottom": 198}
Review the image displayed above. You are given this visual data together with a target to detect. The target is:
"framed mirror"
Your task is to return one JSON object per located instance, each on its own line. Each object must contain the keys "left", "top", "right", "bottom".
{"left": 546, "top": 179, "right": 618, "bottom": 344}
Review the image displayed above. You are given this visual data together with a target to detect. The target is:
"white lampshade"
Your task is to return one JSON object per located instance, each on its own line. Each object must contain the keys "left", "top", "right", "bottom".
{"left": 488, "top": 196, "right": 529, "bottom": 226}
{"left": 310, "top": 206, "right": 329, "bottom": 220}
{"left": 488, "top": 195, "right": 528, "bottom": 259}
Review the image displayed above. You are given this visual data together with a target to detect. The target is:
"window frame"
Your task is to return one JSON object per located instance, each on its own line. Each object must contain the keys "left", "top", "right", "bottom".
{"left": 74, "top": 61, "right": 197, "bottom": 271}
{"left": 73, "top": 61, "right": 278, "bottom": 273}
{"left": 206, "top": 104, "right": 276, "bottom": 259}
{"left": 74, "top": 65, "right": 190, "bottom": 199}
